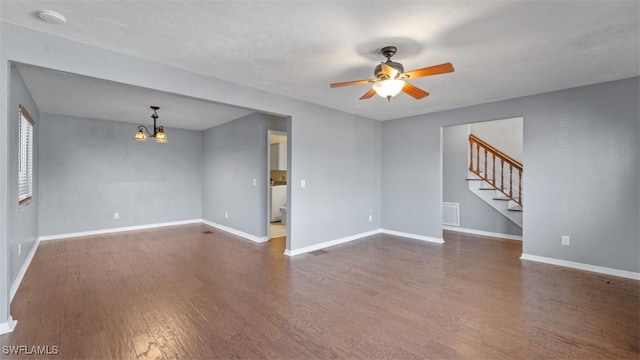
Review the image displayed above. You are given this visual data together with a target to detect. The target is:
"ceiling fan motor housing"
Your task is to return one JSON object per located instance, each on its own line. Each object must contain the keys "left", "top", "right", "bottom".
{"left": 374, "top": 61, "right": 404, "bottom": 79}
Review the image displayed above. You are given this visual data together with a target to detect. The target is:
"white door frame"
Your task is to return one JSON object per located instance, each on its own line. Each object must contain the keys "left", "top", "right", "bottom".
{"left": 266, "top": 130, "right": 287, "bottom": 239}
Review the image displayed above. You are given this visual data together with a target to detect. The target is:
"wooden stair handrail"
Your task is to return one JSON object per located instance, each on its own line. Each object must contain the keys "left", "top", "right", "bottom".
{"left": 469, "top": 134, "right": 522, "bottom": 170}
{"left": 468, "top": 134, "right": 523, "bottom": 206}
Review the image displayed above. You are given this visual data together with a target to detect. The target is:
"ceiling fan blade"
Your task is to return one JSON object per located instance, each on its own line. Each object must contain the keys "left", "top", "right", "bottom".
{"left": 403, "top": 63, "right": 454, "bottom": 79}
{"left": 402, "top": 83, "right": 430, "bottom": 99}
{"left": 380, "top": 62, "right": 399, "bottom": 79}
{"left": 330, "top": 78, "right": 374, "bottom": 88}
{"left": 359, "top": 88, "right": 376, "bottom": 100}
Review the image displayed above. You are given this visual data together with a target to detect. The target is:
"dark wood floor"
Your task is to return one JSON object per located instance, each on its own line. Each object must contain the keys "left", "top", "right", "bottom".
{"left": 1, "top": 225, "right": 638, "bottom": 359}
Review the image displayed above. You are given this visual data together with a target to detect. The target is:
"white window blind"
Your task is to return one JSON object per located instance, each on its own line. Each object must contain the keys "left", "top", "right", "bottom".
{"left": 18, "top": 105, "right": 34, "bottom": 204}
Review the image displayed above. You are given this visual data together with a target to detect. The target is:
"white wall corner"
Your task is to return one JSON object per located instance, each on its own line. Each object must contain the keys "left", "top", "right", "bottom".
{"left": 284, "top": 229, "right": 382, "bottom": 256}
{"left": 0, "top": 316, "right": 17, "bottom": 335}
{"left": 380, "top": 229, "right": 445, "bottom": 244}
{"left": 201, "top": 220, "right": 269, "bottom": 243}
{"left": 10, "top": 237, "right": 41, "bottom": 302}
{"left": 520, "top": 253, "right": 640, "bottom": 280}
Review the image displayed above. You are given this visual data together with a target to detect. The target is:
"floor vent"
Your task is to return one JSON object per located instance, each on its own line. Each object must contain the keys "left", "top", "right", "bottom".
{"left": 443, "top": 202, "right": 460, "bottom": 226}
{"left": 202, "top": 230, "right": 213, "bottom": 234}
{"left": 309, "top": 249, "right": 329, "bottom": 256}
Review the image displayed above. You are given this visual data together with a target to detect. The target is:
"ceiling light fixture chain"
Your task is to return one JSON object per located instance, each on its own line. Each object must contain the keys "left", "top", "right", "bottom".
{"left": 134, "top": 106, "right": 168, "bottom": 143}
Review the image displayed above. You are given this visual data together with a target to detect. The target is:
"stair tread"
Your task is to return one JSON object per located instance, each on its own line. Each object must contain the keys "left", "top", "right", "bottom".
{"left": 465, "top": 179, "right": 484, "bottom": 181}
{"left": 493, "top": 197, "right": 511, "bottom": 201}
{"left": 508, "top": 208, "right": 523, "bottom": 212}
{"left": 478, "top": 188, "right": 495, "bottom": 190}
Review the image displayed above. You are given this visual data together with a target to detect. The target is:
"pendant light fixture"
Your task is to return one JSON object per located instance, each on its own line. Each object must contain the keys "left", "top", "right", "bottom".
{"left": 134, "top": 106, "right": 168, "bottom": 143}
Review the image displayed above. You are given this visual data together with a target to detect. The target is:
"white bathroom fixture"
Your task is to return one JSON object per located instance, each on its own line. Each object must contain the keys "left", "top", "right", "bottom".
{"left": 270, "top": 185, "right": 287, "bottom": 222}
{"left": 280, "top": 206, "right": 287, "bottom": 225}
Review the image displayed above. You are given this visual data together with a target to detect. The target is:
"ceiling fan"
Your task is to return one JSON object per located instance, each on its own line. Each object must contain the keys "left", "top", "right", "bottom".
{"left": 330, "top": 46, "right": 454, "bottom": 101}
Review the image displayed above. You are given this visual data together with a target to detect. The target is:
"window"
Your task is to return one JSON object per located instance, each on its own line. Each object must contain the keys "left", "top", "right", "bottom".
{"left": 18, "top": 105, "right": 34, "bottom": 205}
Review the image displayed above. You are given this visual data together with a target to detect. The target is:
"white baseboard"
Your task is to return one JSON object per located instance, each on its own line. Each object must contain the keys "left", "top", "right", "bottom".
{"left": 38, "top": 219, "right": 203, "bottom": 241}
{"left": 520, "top": 253, "right": 640, "bottom": 280}
{"left": 10, "top": 237, "right": 41, "bottom": 303}
{"left": 443, "top": 226, "right": 522, "bottom": 241}
{"left": 0, "top": 316, "right": 17, "bottom": 335}
{"left": 284, "top": 229, "right": 382, "bottom": 256}
{"left": 284, "top": 228, "right": 445, "bottom": 256}
{"left": 201, "top": 220, "right": 269, "bottom": 243}
{"left": 380, "top": 229, "right": 444, "bottom": 244}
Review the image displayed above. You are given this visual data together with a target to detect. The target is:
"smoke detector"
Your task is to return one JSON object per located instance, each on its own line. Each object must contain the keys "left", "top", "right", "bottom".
{"left": 37, "top": 10, "right": 66, "bottom": 25}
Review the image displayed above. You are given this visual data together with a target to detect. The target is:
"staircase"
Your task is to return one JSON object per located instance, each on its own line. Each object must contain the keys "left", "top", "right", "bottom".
{"left": 466, "top": 134, "right": 523, "bottom": 228}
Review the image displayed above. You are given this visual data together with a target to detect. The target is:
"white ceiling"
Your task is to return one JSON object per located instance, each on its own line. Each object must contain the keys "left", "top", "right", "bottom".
{"left": 2, "top": 1, "right": 639, "bottom": 124}
{"left": 16, "top": 64, "right": 256, "bottom": 131}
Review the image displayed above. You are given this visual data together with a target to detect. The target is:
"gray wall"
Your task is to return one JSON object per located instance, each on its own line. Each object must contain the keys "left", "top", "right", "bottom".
{"left": 443, "top": 124, "right": 522, "bottom": 236}
{"left": 383, "top": 77, "right": 639, "bottom": 272}
{"left": 0, "top": 22, "right": 383, "bottom": 259}
{"left": 202, "top": 112, "right": 286, "bottom": 237}
{"left": 39, "top": 114, "right": 202, "bottom": 236}
{"left": 288, "top": 109, "right": 382, "bottom": 249}
{"left": 1, "top": 34, "right": 10, "bottom": 326}
{"left": 8, "top": 65, "right": 40, "bottom": 287}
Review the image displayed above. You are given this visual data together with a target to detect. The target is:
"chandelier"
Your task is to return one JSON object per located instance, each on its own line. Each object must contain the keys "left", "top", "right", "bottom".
{"left": 134, "top": 106, "right": 167, "bottom": 143}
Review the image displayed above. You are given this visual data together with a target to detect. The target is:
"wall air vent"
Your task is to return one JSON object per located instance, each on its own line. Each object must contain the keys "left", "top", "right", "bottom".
{"left": 443, "top": 202, "right": 460, "bottom": 226}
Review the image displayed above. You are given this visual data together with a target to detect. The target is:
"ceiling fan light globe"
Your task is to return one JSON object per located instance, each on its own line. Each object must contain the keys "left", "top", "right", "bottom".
{"left": 373, "top": 79, "right": 405, "bottom": 99}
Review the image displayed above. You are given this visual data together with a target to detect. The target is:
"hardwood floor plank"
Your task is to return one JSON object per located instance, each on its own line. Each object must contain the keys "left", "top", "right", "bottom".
{"left": 0, "top": 224, "right": 637, "bottom": 359}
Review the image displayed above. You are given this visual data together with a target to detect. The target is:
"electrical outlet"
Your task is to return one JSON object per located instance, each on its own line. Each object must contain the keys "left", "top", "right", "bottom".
{"left": 114, "top": 212, "right": 119, "bottom": 220}
{"left": 301, "top": 179, "right": 306, "bottom": 188}
{"left": 225, "top": 211, "right": 229, "bottom": 219}
{"left": 252, "top": 178, "right": 257, "bottom": 186}
{"left": 562, "top": 235, "right": 570, "bottom": 246}
{"left": 368, "top": 214, "right": 373, "bottom": 222}
{"left": 18, "top": 244, "right": 21, "bottom": 256}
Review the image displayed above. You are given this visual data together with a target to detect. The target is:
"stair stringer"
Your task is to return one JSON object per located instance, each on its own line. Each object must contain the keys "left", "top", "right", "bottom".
{"left": 467, "top": 171, "right": 522, "bottom": 228}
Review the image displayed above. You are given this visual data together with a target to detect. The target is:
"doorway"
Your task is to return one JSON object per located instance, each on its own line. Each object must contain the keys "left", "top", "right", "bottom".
{"left": 267, "top": 130, "right": 288, "bottom": 241}
{"left": 441, "top": 117, "right": 524, "bottom": 240}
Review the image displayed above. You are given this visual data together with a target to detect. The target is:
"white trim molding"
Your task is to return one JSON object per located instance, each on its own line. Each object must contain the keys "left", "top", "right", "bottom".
{"left": 284, "top": 228, "right": 445, "bottom": 256}
{"left": 201, "top": 220, "right": 269, "bottom": 243}
{"left": 38, "top": 219, "right": 203, "bottom": 241}
{"left": 443, "top": 226, "right": 522, "bottom": 241}
{"left": 520, "top": 253, "right": 640, "bottom": 280}
{"left": 0, "top": 316, "right": 17, "bottom": 335}
{"left": 284, "top": 229, "right": 382, "bottom": 256}
{"left": 10, "top": 237, "right": 41, "bottom": 302}
{"left": 380, "top": 229, "right": 445, "bottom": 244}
